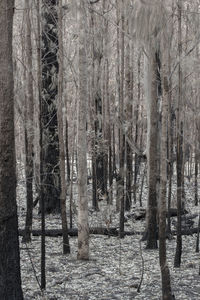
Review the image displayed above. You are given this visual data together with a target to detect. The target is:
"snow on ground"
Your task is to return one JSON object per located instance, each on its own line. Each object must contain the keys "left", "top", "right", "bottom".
{"left": 16, "top": 162, "right": 200, "bottom": 300}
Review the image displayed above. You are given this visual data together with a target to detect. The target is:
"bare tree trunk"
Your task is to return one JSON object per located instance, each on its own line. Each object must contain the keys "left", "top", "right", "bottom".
{"left": 167, "top": 50, "right": 173, "bottom": 234}
{"left": 22, "top": 0, "right": 34, "bottom": 244}
{"left": 58, "top": 0, "right": 70, "bottom": 254}
{"left": 65, "top": 118, "right": 71, "bottom": 182}
{"left": 159, "top": 53, "right": 173, "bottom": 300}
{"left": 134, "top": 52, "right": 141, "bottom": 204}
{"left": 36, "top": 0, "right": 46, "bottom": 289}
{"left": 174, "top": 0, "right": 183, "bottom": 268}
{"left": 0, "top": 1, "right": 24, "bottom": 298}
{"left": 119, "top": 0, "right": 125, "bottom": 238}
{"left": 41, "top": 0, "right": 61, "bottom": 214}
{"left": 125, "top": 2, "right": 133, "bottom": 211}
{"left": 77, "top": 0, "right": 89, "bottom": 260}
{"left": 145, "top": 51, "right": 160, "bottom": 249}
{"left": 115, "top": 0, "right": 121, "bottom": 213}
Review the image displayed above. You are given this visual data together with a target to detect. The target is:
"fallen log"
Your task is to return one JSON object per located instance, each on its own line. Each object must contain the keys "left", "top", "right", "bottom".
{"left": 167, "top": 208, "right": 188, "bottom": 217}
{"left": 172, "top": 227, "right": 199, "bottom": 236}
{"left": 19, "top": 228, "right": 119, "bottom": 237}
{"left": 19, "top": 228, "right": 139, "bottom": 237}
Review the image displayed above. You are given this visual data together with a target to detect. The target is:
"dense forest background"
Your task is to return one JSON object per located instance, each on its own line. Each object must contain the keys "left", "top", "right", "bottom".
{"left": 0, "top": 0, "right": 199, "bottom": 299}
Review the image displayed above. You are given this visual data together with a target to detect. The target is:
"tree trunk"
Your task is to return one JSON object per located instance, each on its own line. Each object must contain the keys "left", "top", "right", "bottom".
{"left": 159, "top": 55, "right": 173, "bottom": 300}
{"left": 22, "top": 0, "right": 34, "bottom": 244}
{"left": 145, "top": 51, "right": 160, "bottom": 249}
{"left": 174, "top": 0, "right": 183, "bottom": 268}
{"left": 41, "top": 0, "right": 61, "bottom": 214}
{"left": 125, "top": 4, "right": 133, "bottom": 211}
{"left": 58, "top": 0, "right": 70, "bottom": 254}
{"left": 134, "top": 52, "right": 141, "bottom": 204}
{"left": 0, "top": 1, "right": 24, "bottom": 298}
{"left": 77, "top": 0, "right": 89, "bottom": 260}
{"left": 36, "top": 0, "right": 46, "bottom": 289}
{"left": 118, "top": 0, "right": 125, "bottom": 238}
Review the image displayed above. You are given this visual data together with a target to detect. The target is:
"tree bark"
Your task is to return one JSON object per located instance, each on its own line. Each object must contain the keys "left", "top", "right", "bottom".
{"left": 125, "top": 2, "right": 133, "bottom": 211}
{"left": 145, "top": 51, "right": 160, "bottom": 249}
{"left": 174, "top": 0, "right": 183, "bottom": 268}
{"left": 77, "top": 0, "right": 89, "bottom": 260}
{"left": 119, "top": 0, "right": 125, "bottom": 238}
{"left": 22, "top": 0, "right": 34, "bottom": 244}
{"left": 41, "top": 0, "right": 61, "bottom": 214}
{"left": 58, "top": 0, "right": 70, "bottom": 254}
{"left": 159, "top": 54, "right": 173, "bottom": 300}
{"left": 0, "top": 1, "right": 24, "bottom": 298}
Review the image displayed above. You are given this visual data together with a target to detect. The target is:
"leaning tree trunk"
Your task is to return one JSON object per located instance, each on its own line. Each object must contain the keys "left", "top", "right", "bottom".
{"left": 77, "top": 0, "right": 89, "bottom": 260}
{"left": 41, "top": 0, "right": 61, "bottom": 214}
{"left": 0, "top": 1, "right": 24, "bottom": 298}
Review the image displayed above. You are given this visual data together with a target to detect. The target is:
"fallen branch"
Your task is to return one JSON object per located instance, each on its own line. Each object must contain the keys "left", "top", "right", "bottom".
{"left": 19, "top": 228, "right": 139, "bottom": 237}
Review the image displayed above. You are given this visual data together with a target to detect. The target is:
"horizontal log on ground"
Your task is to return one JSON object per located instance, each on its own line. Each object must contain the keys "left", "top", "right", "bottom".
{"left": 172, "top": 227, "right": 199, "bottom": 236}
{"left": 167, "top": 208, "right": 188, "bottom": 217}
{"left": 19, "top": 227, "right": 199, "bottom": 238}
{"left": 19, "top": 228, "right": 138, "bottom": 237}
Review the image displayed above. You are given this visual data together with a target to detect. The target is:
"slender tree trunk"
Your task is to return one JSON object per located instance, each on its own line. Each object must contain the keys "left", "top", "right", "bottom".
{"left": 174, "top": 0, "right": 183, "bottom": 268}
{"left": 159, "top": 55, "right": 173, "bottom": 300}
{"left": 0, "top": 1, "right": 24, "bottom": 298}
{"left": 134, "top": 52, "right": 141, "bottom": 204}
{"left": 115, "top": 0, "right": 121, "bottom": 213}
{"left": 90, "top": 9, "right": 98, "bottom": 210}
{"left": 125, "top": 4, "right": 133, "bottom": 211}
{"left": 65, "top": 118, "right": 71, "bottom": 182}
{"left": 119, "top": 0, "right": 125, "bottom": 238}
{"left": 22, "top": 0, "right": 34, "bottom": 244}
{"left": 36, "top": 0, "right": 46, "bottom": 289}
{"left": 194, "top": 144, "right": 198, "bottom": 206}
{"left": 69, "top": 119, "right": 76, "bottom": 228}
{"left": 77, "top": 0, "right": 89, "bottom": 260}
{"left": 58, "top": 0, "right": 70, "bottom": 254}
{"left": 167, "top": 49, "right": 173, "bottom": 234}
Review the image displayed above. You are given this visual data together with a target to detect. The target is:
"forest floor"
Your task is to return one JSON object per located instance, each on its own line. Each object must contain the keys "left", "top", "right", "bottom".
{"left": 17, "top": 162, "right": 200, "bottom": 300}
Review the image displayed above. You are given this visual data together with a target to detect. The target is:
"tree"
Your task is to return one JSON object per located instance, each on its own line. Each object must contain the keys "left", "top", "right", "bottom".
{"left": 58, "top": 0, "right": 70, "bottom": 254}
{"left": 136, "top": 1, "right": 163, "bottom": 249}
{"left": 0, "top": 0, "right": 24, "bottom": 298}
{"left": 159, "top": 28, "right": 174, "bottom": 300}
{"left": 174, "top": 0, "right": 183, "bottom": 268}
{"left": 22, "top": 0, "right": 34, "bottom": 243}
{"left": 41, "top": 0, "right": 61, "bottom": 213}
{"left": 77, "top": 0, "right": 89, "bottom": 260}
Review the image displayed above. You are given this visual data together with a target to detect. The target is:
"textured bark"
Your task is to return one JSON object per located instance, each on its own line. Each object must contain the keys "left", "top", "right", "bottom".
{"left": 58, "top": 0, "right": 70, "bottom": 254}
{"left": 134, "top": 53, "right": 141, "bottom": 204}
{"left": 145, "top": 51, "right": 160, "bottom": 249}
{"left": 159, "top": 56, "right": 173, "bottom": 300}
{"left": 41, "top": 0, "right": 61, "bottom": 213}
{"left": 174, "top": 0, "right": 183, "bottom": 268}
{"left": 125, "top": 3, "right": 133, "bottom": 211}
{"left": 118, "top": 0, "right": 125, "bottom": 238}
{"left": 22, "top": 0, "right": 34, "bottom": 244}
{"left": 77, "top": 0, "right": 89, "bottom": 260}
{"left": 36, "top": 0, "right": 46, "bottom": 289}
{"left": 0, "top": 1, "right": 24, "bottom": 298}
{"left": 91, "top": 4, "right": 105, "bottom": 200}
